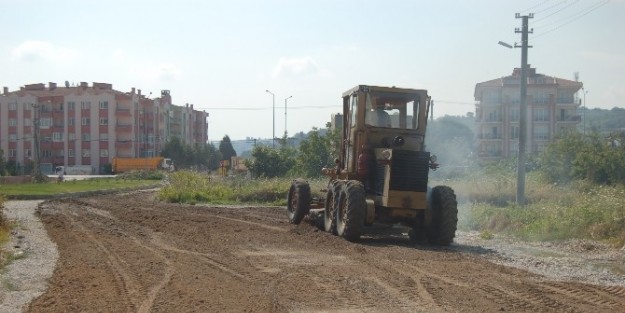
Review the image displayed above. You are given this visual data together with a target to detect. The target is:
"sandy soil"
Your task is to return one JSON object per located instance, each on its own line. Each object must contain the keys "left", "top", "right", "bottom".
{"left": 10, "top": 191, "right": 625, "bottom": 312}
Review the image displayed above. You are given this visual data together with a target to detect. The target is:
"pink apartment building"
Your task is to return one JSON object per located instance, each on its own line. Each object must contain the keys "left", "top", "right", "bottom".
{"left": 474, "top": 67, "right": 583, "bottom": 160}
{"left": 0, "top": 82, "right": 208, "bottom": 174}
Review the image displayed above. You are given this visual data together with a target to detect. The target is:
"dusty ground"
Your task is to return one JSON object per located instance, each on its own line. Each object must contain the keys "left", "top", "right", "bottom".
{"left": 16, "top": 191, "right": 625, "bottom": 312}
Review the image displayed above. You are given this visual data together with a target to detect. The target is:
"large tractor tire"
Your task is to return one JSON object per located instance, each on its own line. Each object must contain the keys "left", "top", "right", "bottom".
{"left": 324, "top": 180, "right": 342, "bottom": 234}
{"left": 426, "top": 185, "right": 458, "bottom": 245}
{"left": 286, "top": 179, "right": 311, "bottom": 224}
{"left": 336, "top": 180, "right": 366, "bottom": 242}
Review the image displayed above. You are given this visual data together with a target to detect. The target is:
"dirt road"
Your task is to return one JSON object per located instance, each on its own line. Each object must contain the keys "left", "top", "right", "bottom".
{"left": 27, "top": 191, "right": 625, "bottom": 312}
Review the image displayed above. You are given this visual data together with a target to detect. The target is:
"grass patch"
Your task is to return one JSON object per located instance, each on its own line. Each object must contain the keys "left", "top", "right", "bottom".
{"left": 0, "top": 178, "right": 157, "bottom": 197}
{"left": 158, "top": 170, "right": 327, "bottom": 205}
{"left": 449, "top": 170, "right": 625, "bottom": 247}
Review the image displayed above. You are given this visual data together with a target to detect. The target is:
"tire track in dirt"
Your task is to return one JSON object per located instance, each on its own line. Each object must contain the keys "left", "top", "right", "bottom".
{"left": 542, "top": 282, "right": 625, "bottom": 308}
{"left": 64, "top": 209, "right": 141, "bottom": 311}
{"left": 64, "top": 201, "right": 175, "bottom": 313}
{"left": 149, "top": 233, "right": 249, "bottom": 281}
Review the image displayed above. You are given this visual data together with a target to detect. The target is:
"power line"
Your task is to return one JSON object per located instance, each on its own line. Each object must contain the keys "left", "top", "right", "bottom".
{"left": 532, "top": 0, "right": 569, "bottom": 15}
{"left": 519, "top": 0, "right": 554, "bottom": 14}
{"left": 534, "top": 0, "right": 610, "bottom": 39}
{"left": 534, "top": 0, "right": 580, "bottom": 23}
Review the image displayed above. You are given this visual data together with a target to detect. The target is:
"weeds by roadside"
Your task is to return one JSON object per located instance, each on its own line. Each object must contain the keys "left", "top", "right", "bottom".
{"left": 448, "top": 171, "right": 625, "bottom": 248}
{"left": 158, "top": 170, "right": 326, "bottom": 205}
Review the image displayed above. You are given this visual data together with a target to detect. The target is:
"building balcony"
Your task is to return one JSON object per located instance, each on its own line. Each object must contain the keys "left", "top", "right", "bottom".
{"left": 116, "top": 123, "right": 133, "bottom": 130}
{"left": 115, "top": 140, "right": 133, "bottom": 148}
{"left": 479, "top": 150, "right": 502, "bottom": 158}
{"left": 116, "top": 108, "right": 131, "bottom": 116}
{"left": 556, "top": 115, "right": 581, "bottom": 122}
{"left": 478, "top": 134, "right": 503, "bottom": 140}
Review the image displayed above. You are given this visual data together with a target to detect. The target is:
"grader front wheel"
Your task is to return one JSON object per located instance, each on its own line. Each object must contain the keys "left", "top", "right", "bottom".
{"left": 426, "top": 185, "right": 458, "bottom": 245}
{"left": 286, "top": 179, "right": 311, "bottom": 224}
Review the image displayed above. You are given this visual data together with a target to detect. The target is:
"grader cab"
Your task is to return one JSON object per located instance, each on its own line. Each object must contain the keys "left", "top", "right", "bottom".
{"left": 287, "top": 85, "right": 458, "bottom": 244}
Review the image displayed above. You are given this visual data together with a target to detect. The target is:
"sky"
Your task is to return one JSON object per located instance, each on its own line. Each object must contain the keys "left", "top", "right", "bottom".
{"left": 1, "top": 0, "right": 624, "bottom": 142}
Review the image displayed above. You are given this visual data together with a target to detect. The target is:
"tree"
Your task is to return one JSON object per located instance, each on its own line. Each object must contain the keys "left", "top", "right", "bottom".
{"left": 0, "top": 149, "right": 6, "bottom": 176}
{"left": 245, "top": 145, "right": 296, "bottom": 178}
{"left": 295, "top": 128, "right": 336, "bottom": 177}
{"left": 162, "top": 137, "right": 221, "bottom": 170}
{"left": 540, "top": 131, "right": 625, "bottom": 184}
{"left": 219, "top": 135, "right": 237, "bottom": 169}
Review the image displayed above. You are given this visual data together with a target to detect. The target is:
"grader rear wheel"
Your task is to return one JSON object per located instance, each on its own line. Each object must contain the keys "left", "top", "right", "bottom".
{"left": 324, "top": 180, "right": 342, "bottom": 234}
{"left": 426, "top": 185, "right": 458, "bottom": 245}
{"left": 336, "top": 180, "right": 366, "bottom": 242}
{"left": 286, "top": 179, "right": 311, "bottom": 224}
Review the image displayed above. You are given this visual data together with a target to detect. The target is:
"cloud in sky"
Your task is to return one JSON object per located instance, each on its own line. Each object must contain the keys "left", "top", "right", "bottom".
{"left": 272, "top": 56, "right": 322, "bottom": 78}
{"left": 11, "top": 40, "right": 78, "bottom": 63}
{"left": 144, "top": 63, "right": 182, "bottom": 82}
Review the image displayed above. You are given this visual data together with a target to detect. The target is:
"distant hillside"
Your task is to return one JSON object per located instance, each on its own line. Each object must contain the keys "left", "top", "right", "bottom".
{"left": 582, "top": 107, "right": 625, "bottom": 133}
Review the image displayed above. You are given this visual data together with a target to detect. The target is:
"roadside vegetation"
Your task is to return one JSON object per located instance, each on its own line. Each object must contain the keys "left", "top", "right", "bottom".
{"left": 158, "top": 171, "right": 326, "bottom": 205}
{"left": 451, "top": 131, "right": 625, "bottom": 247}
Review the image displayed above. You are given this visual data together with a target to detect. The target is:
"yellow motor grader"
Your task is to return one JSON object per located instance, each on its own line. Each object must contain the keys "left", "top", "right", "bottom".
{"left": 287, "top": 85, "right": 457, "bottom": 244}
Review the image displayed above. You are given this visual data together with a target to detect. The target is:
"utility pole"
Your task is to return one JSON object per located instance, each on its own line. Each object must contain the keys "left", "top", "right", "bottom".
{"left": 284, "top": 95, "right": 292, "bottom": 139}
{"left": 514, "top": 13, "right": 533, "bottom": 205}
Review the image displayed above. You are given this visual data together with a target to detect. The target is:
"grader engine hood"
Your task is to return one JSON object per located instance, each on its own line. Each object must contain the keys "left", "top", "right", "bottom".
{"left": 373, "top": 148, "right": 430, "bottom": 210}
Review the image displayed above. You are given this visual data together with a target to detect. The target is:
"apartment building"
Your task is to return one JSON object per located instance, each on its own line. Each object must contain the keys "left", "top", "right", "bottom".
{"left": 474, "top": 67, "right": 583, "bottom": 160}
{"left": 0, "top": 82, "right": 208, "bottom": 174}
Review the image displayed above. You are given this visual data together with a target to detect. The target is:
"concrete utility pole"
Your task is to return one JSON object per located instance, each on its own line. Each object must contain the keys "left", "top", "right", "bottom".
{"left": 265, "top": 90, "right": 275, "bottom": 147}
{"left": 514, "top": 13, "right": 533, "bottom": 205}
{"left": 284, "top": 96, "right": 292, "bottom": 139}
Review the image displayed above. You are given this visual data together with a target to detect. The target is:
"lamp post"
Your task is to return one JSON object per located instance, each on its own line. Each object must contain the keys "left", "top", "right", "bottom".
{"left": 265, "top": 89, "right": 275, "bottom": 147}
{"left": 284, "top": 95, "right": 292, "bottom": 139}
{"left": 581, "top": 87, "right": 588, "bottom": 135}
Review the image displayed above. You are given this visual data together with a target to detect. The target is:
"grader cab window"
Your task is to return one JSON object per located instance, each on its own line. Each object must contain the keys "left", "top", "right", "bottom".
{"left": 365, "top": 94, "right": 420, "bottom": 129}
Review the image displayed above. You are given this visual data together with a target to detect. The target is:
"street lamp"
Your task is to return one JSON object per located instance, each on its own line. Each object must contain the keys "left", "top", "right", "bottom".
{"left": 581, "top": 87, "right": 588, "bottom": 135}
{"left": 284, "top": 95, "right": 292, "bottom": 138}
{"left": 265, "top": 89, "right": 275, "bottom": 147}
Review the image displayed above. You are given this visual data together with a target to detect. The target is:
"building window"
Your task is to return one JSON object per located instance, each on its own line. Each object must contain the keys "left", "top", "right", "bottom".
{"left": 25, "top": 149, "right": 31, "bottom": 158}
{"left": 509, "top": 142, "right": 519, "bottom": 154}
{"left": 100, "top": 133, "right": 109, "bottom": 140}
{"left": 9, "top": 119, "right": 17, "bottom": 126}
{"left": 99, "top": 118, "right": 108, "bottom": 125}
{"left": 53, "top": 132, "right": 63, "bottom": 142}
{"left": 533, "top": 108, "right": 549, "bottom": 122}
{"left": 42, "top": 150, "right": 52, "bottom": 158}
{"left": 534, "top": 125, "right": 549, "bottom": 140}
{"left": 99, "top": 101, "right": 109, "bottom": 109}
{"left": 510, "top": 126, "right": 519, "bottom": 139}
{"left": 100, "top": 149, "right": 109, "bottom": 157}
{"left": 24, "top": 118, "right": 32, "bottom": 126}
{"left": 487, "top": 110, "right": 500, "bottom": 122}
{"left": 9, "top": 134, "right": 17, "bottom": 142}
{"left": 557, "top": 90, "right": 574, "bottom": 104}
{"left": 9, "top": 149, "right": 17, "bottom": 157}
{"left": 67, "top": 101, "right": 75, "bottom": 111}
{"left": 509, "top": 108, "right": 519, "bottom": 122}
{"left": 82, "top": 133, "right": 91, "bottom": 141}
{"left": 69, "top": 133, "right": 76, "bottom": 141}
{"left": 483, "top": 90, "right": 501, "bottom": 104}
{"left": 81, "top": 117, "right": 90, "bottom": 125}
{"left": 69, "top": 117, "right": 75, "bottom": 126}
{"left": 9, "top": 102, "right": 17, "bottom": 110}
{"left": 81, "top": 101, "right": 91, "bottom": 110}
{"left": 40, "top": 117, "right": 53, "bottom": 128}
{"left": 82, "top": 149, "right": 90, "bottom": 157}
{"left": 534, "top": 93, "right": 549, "bottom": 105}
{"left": 68, "top": 149, "right": 74, "bottom": 157}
